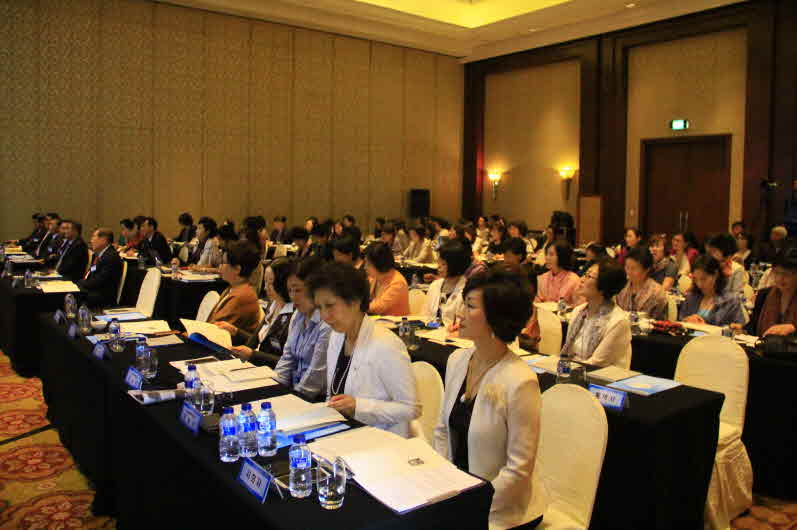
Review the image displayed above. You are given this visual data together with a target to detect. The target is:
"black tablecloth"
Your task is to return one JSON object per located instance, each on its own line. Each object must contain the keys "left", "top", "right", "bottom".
{"left": 0, "top": 278, "right": 66, "bottom": 374}
{"left": 412, "top": 340, "right": 723, "bottom": 530}
{"left": 38, "top": 315, "right": 493, "bottom": 529}
{"left": 397, "top": 264, "right": 436, "bottom": 284}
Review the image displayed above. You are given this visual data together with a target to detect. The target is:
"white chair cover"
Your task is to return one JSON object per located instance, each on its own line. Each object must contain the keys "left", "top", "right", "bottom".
{"left": 408, "top": 362, "right": 443, "bottom": 443}
{"left": 116, "top": 260, "right": 128, "bottom": 305}
{"left": 666, "top": 296, "right": 678, "bottom": 321}
{"left": 678, "top": 274, "right": 693, "bottom": 294}
{"left": 196, "top": 290, "right": 221, "bottom": 322}
{"left": 743, "top": 284, "right": 754, "bottom": 305}
{"left": 537, "top": 307, "right": 563, "bottom": 356}
{"left": 135, "top": 268, "right": 161, "bottom": 318}
{"left": 676, "top": 336, "right": 753, "bottom": 529}
{"left": 409, "top": 289, "right": 427, "bottom": 316}
{"left": 537, "top": 385, "right": 608, "bottom": 530}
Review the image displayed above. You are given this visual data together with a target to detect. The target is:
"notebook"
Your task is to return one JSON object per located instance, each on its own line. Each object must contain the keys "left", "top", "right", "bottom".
{"left": 608, "top": 374, "right": 681, "bottom": 396}
{"left": 180, "top": 319, "right": 232, "bottom": 352}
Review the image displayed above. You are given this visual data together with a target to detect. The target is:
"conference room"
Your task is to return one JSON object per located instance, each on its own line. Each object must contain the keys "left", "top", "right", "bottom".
{"left": 1, "top": 0, "right": 796, "bottom": 528}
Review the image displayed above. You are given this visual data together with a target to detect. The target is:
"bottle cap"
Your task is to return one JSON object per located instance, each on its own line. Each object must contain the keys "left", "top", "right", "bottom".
{"left": 293, "top": 434, "right": 306, "bottom": 444}
{"left": 241, "top": 403, "right": 252, "bottom": 411}
{"left": 261, "top": 402, "right": 272, "bottom": 410}
{"left": 187, "top": 364, "right": 197, "bottom": 371}
{"left": 223, "top": 406, "right": 233, "bottom": 414}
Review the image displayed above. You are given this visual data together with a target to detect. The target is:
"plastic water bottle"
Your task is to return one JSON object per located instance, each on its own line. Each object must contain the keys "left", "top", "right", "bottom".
{"left": 257, "top": 402, "right": 277, "bottom": 457}
{"left": 137, "top": 252, "right": 146, "bottom": 270}
{"left": 78, "top": 304, "right": 92, "bottom": 335}
{"left": 557, "top": 297, "right": 567, "bottom": 315}
{"left": 24, "top": 268, "right": 33, "bottom": 288}
{"left": 556, "top": 353, "right": 572, "bottom": 384}
{"left": 219, "top": 407, "right": 240, "bottom": 463}
{"left": 398, "top": 317, "right": 411, "bottom": 346}
{"left": 237, "top": 403, "right": 258, "bottom": 458}
{"left": 411, "top": 273, "right": 419, "bottom": 289}
{"left": 629, "top": 310, "right": 640, "bottom": 336}
{"left": 289, "top": 434, "right": 313, "bottom": 498}
{"left": 2, "top": 260, "right": 11, "bottom": 278}
{"left": 108, "top": 318, "right": 123, "bottom": 353}
{"left": 171, "top": 261, "right": 179, "bottom": 279}
{"left": 185, "top": 365, "right": 199, "bottom": 402}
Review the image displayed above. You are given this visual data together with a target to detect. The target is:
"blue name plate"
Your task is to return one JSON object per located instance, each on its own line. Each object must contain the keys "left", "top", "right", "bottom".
{"left": 68, "top": 322, "right": 78, "bottom": 339}
{"left": 588, "top": 384, "right": 627, "bottom": 411}
{"left": 54, "top": 310, "right": 65, "bottom": 324}
{"left": 179, "top": 400, "right": 202, "bottom": 435}
{"left": 125, "top": 366, "right": 144, "bottom": 390}
{"left": 93, "top": 343, "right": 107, "bottom": 360}
{"left": 238, "top": 457, "right": 273, "bottom": 504}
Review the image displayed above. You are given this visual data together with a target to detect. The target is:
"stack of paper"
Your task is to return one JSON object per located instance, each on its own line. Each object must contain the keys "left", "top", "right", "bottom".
{"left": 231, "top": 394, "right": 345, "bottom": 432}
{"left": 415, "top": 328, "right": 474, "bottom": 349}
{"left": 146, "top": 335, "right": 183, "bottom": 347}
{"left": 8, "top": 255, "right": 38, "bottom": 263}
{"left": 608, "top": 374, "right": 681, "bottom": 396}
{"left": 38, "top": 281, "right": 80, "bottom": 293}
{"left": 171, "top": 357, "right": 278, "bottom": 393}
{"left": 180, "top": 319, "right": 232, "bottom": 350}
{"left": 588, "top": 365, "right": 641, "bottom": 383}
{"left": 119, "top": 320, "right": 170, "bottom": 334}
{"left": 681, "top": 322, "right": 723, "bottom": 335}
{"left": 524, "top": 354, "right": 561, "bottom": 375}
{"left": 311, "top": 427, "right": 483, "bottom": 513}
{"left": 33, "top": 271, "right": 62, "bottom": 280}
{"left": 176, "top": 272, "right": 220, "bottom": 282}
{"left": 734, "top": 334, "right": 759, "bottom": 347}
{"left": 96, "top": 312, "right": 147, "bottom": 322}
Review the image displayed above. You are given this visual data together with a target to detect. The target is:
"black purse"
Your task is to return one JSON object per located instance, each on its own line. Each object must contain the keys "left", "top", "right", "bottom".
{"left": 757, "top": 334, "right": 797, "bottom": 360}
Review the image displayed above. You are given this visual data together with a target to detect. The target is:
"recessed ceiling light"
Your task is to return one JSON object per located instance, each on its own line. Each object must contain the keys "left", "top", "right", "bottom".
{"left": 625, "top": 2, "right": 637, "bottom": 7}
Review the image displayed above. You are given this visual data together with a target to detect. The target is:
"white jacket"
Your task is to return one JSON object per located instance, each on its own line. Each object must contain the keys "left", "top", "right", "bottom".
{"left": 326, "top": 316, "right": 420, "bottom": 437}
{"left": 434, "top": 347, "right": 548, "bottom": 530}
{"left": 423, "top": 276, "right": 466, "bottom": 323}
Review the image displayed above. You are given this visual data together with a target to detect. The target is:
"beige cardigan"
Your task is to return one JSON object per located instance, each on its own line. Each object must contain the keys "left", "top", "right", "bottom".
{"left": 434, "top": 347, "right": 548, "bottom": 530}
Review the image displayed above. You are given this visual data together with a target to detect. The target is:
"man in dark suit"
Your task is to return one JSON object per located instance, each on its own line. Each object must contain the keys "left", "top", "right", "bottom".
{"left": 17, "top": 213, "right": 46, "bottom": 252}
{"left": 53, "top": 220, "right": 89, "bottom": 282}
{"left": 34, "top": 213, "right": 61, "bottom": 259}
{"left": 78, "top": 228, "right": 123, "bottom": 308}
{"left": 138, "top": 216, "right": 172, "bottom": 265}
{"left": 269, "top": 215, "right": 290, "bottom": 244}
{"left": 309, "top": 223, "right": 334, "bottom": 261}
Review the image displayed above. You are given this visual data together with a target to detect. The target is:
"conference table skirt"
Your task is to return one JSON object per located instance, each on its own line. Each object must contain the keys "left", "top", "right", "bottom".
{"left": 37, "top": 315, "right": 493, "bottom": 529}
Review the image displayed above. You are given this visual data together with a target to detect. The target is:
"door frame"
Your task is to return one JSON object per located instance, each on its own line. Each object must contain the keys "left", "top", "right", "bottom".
{"left": 639, "top": 134, "right": 732, "bottom": 237}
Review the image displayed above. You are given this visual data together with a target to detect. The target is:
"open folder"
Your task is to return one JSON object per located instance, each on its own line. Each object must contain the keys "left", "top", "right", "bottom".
{"left": 179, "top": 319, "right": 232, "bottom": 352}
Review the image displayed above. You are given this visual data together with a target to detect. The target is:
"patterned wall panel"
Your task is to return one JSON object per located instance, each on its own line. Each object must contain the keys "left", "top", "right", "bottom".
{"left": 0, "top": 124, "right": 39, "bottom": 241}
{"left": 332, "top": 36, "right": 371, "bottom": 223}
{"left": 153, "top": 127, "right": 203, "bottom": 233}
{"left": 98, "top": 127, "right": 153, "bottom": 229}
{"left": 292, "top": 29, "right": 333, "bottom": 224}
{"left": 250, "top": 22, "right": 294, "bottom": 221}
{"left": 403, "top": 50, "right": 437, "bottom": 216}
{"left": 369, "top": 43, "right": 405, "bottom": 228}
{"left": 205, "top": 133, "right": 249, "bottom": 225}
{"left": 434, "top": 55, "right": 464, "bottom": 223}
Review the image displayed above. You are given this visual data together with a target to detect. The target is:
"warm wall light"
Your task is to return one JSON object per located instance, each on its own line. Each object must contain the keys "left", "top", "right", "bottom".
{"left": 487, "top": 171, "right": 502, "bottom": 200}
{"left": 559, "top": 167, "right": 577, "bottom": 200}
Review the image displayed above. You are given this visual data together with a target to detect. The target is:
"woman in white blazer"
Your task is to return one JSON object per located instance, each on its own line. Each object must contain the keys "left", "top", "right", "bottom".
{"left": 434, "top": 265, "right": 547, "bottom": 530}
{"left": 309, "top": 262, "right": 420, "bottom": 437}
{"left": 423, "top": 239, "right": 470, "bottom": 325}
{"left": 560, "top": 259, "right": 632, "bottom": 368}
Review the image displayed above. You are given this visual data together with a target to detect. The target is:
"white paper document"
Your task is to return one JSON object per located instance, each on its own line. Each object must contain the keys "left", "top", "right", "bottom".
{"left": 170, "top": 358, "right": 278, "bottom": 393}
{"left": 525, "top": 354, "right": 561, "bottom": 375}
{"left": 38, "top": 281, "right": 80, "bottom": 293}
{"left": 232, "top": 394, "right": 345, "bottom": 433}
{"left": 681, "top": 322, "right": 723, "bottom": 335}
{"left": 588, "top": 365, "right": 641, "bottom": 383}
{"left": 96, "top": 312, "right": 147, "bottom": 322}
{"left": 311, "top": 428, "right": 482, "bottom": 513}
{"left": 177, "top": 272, "right": 220, "bottom": 282}
{"left": 146, "top": 335, "right": 183, "bottom": 347}
{"left": 734, "top": 334, "right": 759, "bottom": 347}
{"left": 180, "top": 319, "right": 233, "bottom": 350}
{"left": 119, "top": 320, "right": 170, "bottom": 334}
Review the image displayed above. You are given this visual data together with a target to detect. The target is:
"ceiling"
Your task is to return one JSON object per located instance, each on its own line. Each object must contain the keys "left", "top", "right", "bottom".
{"left": 166, "top": 0, "right": 748, "bottom": 61}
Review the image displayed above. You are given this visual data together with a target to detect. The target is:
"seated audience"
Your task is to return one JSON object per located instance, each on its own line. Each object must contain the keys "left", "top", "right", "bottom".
{"left": 430, "top": 217, "right": 451, "bottom": 248}
{"left": 393, "top": 219, "right": 409, "bottom": 252}
{"left": 118, "top": 218, "right": 140, "bottom": 250}
{"left": 19, "top": 213, "right": 46, "bottom": 253}
{"left": 310, "top": 262, "right": 420, "bottom": 436}
{"left": 174, "top": 212, "right": 196, "bottom": 243}
{"left": 206, "top": 242, "right": 261, "bottom": 333}
{"left": 380, "top": 223, "right": 404, "bottom": 254}
{"left": 43, "top": 218, "right": 68, "bottom": 267}
{"left": 475, "top": 215, "right": 489, "bottom": 241}
{"left": 503, "top": 237, "right": 527, "bottom": 267}
{"left": 331, "top": 219, "right": 344, "bottom": 240}
{"left": 342, "top": 214, "right": 356, "bottom": 229}
{"left": 78, "top": 228, "right": 123, "bottom": 308}
{"left": 309, "top": 223, "right": 334, "bottom": 261}
{"left": 746, "top": 248, "right": 797, "bottom": 336}
{"left": 52, "top": 220, "right": 89, "bottom": 282}
{"left": 705, "top": 233, "right": 747, "bottom": 297}
{"left": 331, "top": 235, "right": 364, "bottom": 269}
{"left": 648, "top": 234, "right": 678, "bottom": 291}
{"left": 560, "top": 260, "right": 632, "bottom": 367}
{"left": 678, "top": 256, "right": 744, "bottom": 326}
{"left": 434, "top": 266, "right": 547, "bottom": 529}
{"left": 731, "top": 220, "right": 745, "bottom": 238}
{"left": 615, "top": 246, "right": 668, "bottom": 320}
{"left": 402, "top": 225, "right": 435, "bottom": 263}
{"left": 138, "top": 217, "right": 172, "bottom": 265}
{"left": 424, "top": 239, "right": 470, "bottom": 325}
{"left": 536, "top": 241, "right": 583, "bottom": 306}
{"left": 373, "top": 217, "right": 386, "bottom": 240}
{"left": 508, "top": 220, "right": 536, "bottom": 255}
{"left": 733, "top": 232, "right": 755, "bottom": 270}
{"left": 759, "top": 225, "right": 788, "bottom": 264}
{"left": 34, "top": 213, "right": 61, "bottom": 259}
{"left": 304, "top": 216, "right": 318, "bottom": 234}
{"left": 186, "top": 217, "right": 221, "bottom": 268}
{"left": 671, "top": 232, "right": 694, "bottom": 278}
{"left": 290, "top": 226, "right": 312, "bottom": 259}
{"left": 487, "top": 223, "right": 508, "bottom": 255}
{"left": 270, "top": 215, "right": 289, "bottom": 244}
{"left": 364, "top": 241, "right": 409, "bottom": 316}
{"left": 577, "top": 243, "right": 608, "bottom": 276}
{"left": 616, "top": 227, "right": 642, "bottom": 266}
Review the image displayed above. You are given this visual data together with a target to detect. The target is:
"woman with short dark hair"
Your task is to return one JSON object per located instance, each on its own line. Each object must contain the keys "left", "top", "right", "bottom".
{"left": 560, "top": 259, "right": 632, "bottom": 367}
{"left": 186, "top": 217, "right": 220, "bottom": 269}
{"left": 423, "top": 239, "right": 471, "bottom": 325}
{"left": 705, "top": 233, "right": 747, "bottom": 297}
{"left": 364, "top": 242, "right": 409, "bottom": 315}
{"left": 616, "top": 246, "right": 668, "bottom": 320}
{"left": 745, "top": 247, "right": 797, "bottom": 336}
{"left": 175, "top": 212, "right": 196, "bottom": 242}
{"left": 536, "top": 241, "right": 583, "bottom": 306}
{"left": 402, "top": 225, "right": 434, "bottom": 263}
{"left": 309, "top": 262, "right": 420, "bottom": 437}
{"left": 617, "top": 227, "right": 643, "bottom": 266}
{"left": 679, "top": 256, "right": 744, "bottom": 326}
{"left": 434, "top": 266, "right": 547, "bottom": 529}
{"left": 206, "top": 241, "right": 262, "bottom": 334}
{"left": 733, "top": 232, "right": 755, "bottom": 271}
{"left": 487, "top": 223, "right": 508, "bottom": 255}
{"left": 331, "top": 235, "right": 363, "bottom": 269}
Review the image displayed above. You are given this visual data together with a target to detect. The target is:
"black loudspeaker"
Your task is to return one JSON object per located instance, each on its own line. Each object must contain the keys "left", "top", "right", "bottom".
{"left": 409, "top": 189, "right": 430, "bottom": 218}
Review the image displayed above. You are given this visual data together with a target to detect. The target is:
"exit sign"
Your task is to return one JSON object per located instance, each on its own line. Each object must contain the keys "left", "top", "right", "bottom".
{"left": 670, "top": 119, "right": 690, "bottom": 131}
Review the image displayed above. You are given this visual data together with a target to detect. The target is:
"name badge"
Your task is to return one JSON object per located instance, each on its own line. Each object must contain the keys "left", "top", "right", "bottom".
{"left": 179, "top": 400, "right": 202, "bottom": 436}
{"left": 237, "top": 458, "right": 273, "bottom": 504}
{"left": 125, "top": 366, "right": 144, "bottom": 390}
{"left": 54, "top": 310, "right": 65, "bottom": 324}
{"left": 68, "top": 322, "right": 79, "bottom": 339}
{"left": 588, "top": 384, "right": 627, "bottom": 411}
{"left": 93, "top": 343, "right": 107, "bottom": 360}
{"left": 90, "top": 265, "right": 97, "bottom": 273}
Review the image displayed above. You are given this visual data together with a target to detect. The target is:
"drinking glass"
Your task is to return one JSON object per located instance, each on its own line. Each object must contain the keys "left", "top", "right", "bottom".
{"left": 317, "top": 457, "right": 347, "bottom": 510}
{"left": 196, "top": 384, "right": 216, "bottom": 415}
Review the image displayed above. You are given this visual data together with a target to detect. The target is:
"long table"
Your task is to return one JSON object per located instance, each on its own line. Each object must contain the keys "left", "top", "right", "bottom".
{"left": 410, "top": 341, "right": 723, "bottom": 530}
{"left": 37, "top": 315, "right": 493, "bottom": 529}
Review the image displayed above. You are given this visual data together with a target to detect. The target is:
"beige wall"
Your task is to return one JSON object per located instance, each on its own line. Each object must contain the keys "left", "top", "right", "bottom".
{"left": 0, "top": 0, "right": 463, "bottom": 240}
{"left": 483, "top": 60, "right": 580, "bottom": 230}
{"left": 626, "top": 28, "right": 747, "bottom": 229}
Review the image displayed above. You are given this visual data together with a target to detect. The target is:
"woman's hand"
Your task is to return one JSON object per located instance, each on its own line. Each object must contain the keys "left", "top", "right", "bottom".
{"left": 230, "top": 345, "right": 254, "bottom": 361}
{"left": 764, "top": 323, "right": 796, "bottom": 336}
{"left": 170, "top": 258, "right": 180, "bottom": 266}
{"left": 214, "top": 321, "right": 237, "bottom": 336}
{"left": 327, "top": 395, "right": 356, "bottom": 417}
{"left": 683, "top": 314, "right": 705, "bottom": 324}
{"left": 423, "top": 273, "right": 438, "bottom": 283}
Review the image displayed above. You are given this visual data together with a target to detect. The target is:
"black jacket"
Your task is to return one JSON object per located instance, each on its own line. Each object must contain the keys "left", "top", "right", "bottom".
{"left": 269, "top": 229, "right": 290, "bottom": 244}
{"left": 34, "top": 231, "right": 58, "bottom": 259}
{"left": 234, "top": 306, "right": 294, "bottom": 367}
{"left": 139, "top": 231, "right": 172, "bottom": 265}
{"left": 56, "top": 238, "right": 89, "bottom": 282}
{"left": 20, "top": 226, "right": 47, "bottom": 253}
{"left": 175, "top": 225, "right": 196, "bottom": 243}
{"left": 78, "top": 245, "right": 124, "bottom": 308}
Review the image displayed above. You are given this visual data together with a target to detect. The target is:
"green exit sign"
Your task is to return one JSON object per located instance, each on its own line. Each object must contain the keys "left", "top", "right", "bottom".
{"left": 670, "top": 119, "right": 690, "bottom": 131}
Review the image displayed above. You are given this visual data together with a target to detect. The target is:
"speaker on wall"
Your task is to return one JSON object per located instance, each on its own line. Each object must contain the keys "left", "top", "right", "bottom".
{"left": 409, "top": 189, "right": 430, "bottom": 218}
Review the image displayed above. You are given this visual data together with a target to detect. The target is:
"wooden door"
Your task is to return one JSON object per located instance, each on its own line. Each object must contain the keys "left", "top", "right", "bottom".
{"left": 641, "top": 135, "right": 731, "bottom": 242}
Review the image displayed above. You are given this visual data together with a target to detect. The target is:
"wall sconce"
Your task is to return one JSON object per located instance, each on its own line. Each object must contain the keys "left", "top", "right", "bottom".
{"left": 488, "top": 171, "right": 502, "bottom": 200}
{"left": 559, "top": 167, "right": 576, "bottom": 200}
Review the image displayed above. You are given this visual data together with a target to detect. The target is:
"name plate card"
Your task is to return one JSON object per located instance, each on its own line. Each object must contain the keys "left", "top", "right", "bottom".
{"left": 125, "top": 366, "right": 144, "bottom": 390}
{"left": 54, "top": 310, "right": 65, "bottom": 324}
{"left": 588, "top": 384, "right": 627, "bottom": 411}
{"left": 179, "top": 401, "right": 202, "bottom": 436}
{"left": 238, "top": 458, "right": 273, "bottom": 504}
{"left": 67, "top": 322, "right": 78, "bottom": 339}
{"left": 93, "top": 343, "right": 107, "bottom": 360}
